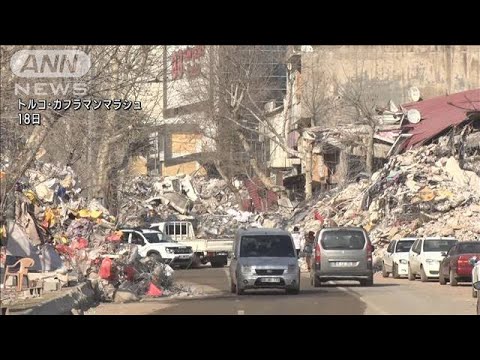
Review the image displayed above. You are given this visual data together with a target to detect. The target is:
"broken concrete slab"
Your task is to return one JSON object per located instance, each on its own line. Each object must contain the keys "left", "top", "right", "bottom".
{"left": 158, "top": 193, "right": 193, "bottom": 214}
{"left": 444, "top": 157, "right": 480, "bottom": 195}
{"left": 6, "top": 282, "right": 96, "bottom": 315}
{"left": 113, "top": 290, "right": 139, "bottom": 303}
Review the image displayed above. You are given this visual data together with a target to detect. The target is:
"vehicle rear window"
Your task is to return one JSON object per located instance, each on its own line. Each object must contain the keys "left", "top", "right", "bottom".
{"left": 457, "top": 243, "right": 480, "bottom": 254}
{"left": 320, "top": 231, "right": 366, "bottom": 250}
{"left": 423, "top": 239, "right": 457, "bottom": 252}
{"left": 240, "top": 235, "right": 295, "bottom": 257}
{"left": 396, "top": 240, "right": 415, "bottom": 253}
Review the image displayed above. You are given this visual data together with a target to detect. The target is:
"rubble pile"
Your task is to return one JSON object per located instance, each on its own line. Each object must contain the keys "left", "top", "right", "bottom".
{"left": 289, "top": 137, "right": 480, "bottom": 251}
{"left": 117, "top": 175, "right": 257, "bottom": 237}
{"left": 87, "top": 243, "right": 174, "bottom": 303}
{"left": 287, "top": 181, "right": 368, "bottom": 234}
{"left": 1, "top": 161, "right": 176, "bottom": 303}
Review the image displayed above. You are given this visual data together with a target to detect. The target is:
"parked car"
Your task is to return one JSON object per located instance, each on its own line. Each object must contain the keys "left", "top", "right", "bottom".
{"left": 475, "top": 282, "right": 480, "bottom": 315}
{"left": 310, "top": 227, "right": 374, "bottom": 287}
{"left": 472, "top": 260, "right": 480, "bottom": 314}
{"left": 229, "top": 228, "right": 300, "bottom": 295}
{"left": 471, "top": 257, "right": 480, "bottom": 298}
{"left": 119, "top": 228, "right": 194, "bottom": 268}
{"left": 439, "top": 241, "right": 480, "bottom": 287}
{"left": 408, "top": 237, "right": 458, "bottom": 282}
{"left": 382, "top": 238, "right": 416, "bottom": 278}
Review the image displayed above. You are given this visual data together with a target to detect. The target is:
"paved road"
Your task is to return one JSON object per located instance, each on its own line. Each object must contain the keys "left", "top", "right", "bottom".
{"left": 90, "top": 266, "right": 478, "bottom": 315}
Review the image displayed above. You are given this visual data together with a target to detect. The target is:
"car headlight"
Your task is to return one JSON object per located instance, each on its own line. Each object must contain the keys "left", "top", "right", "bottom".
{"left": 399, "top": 259, "right": 407, "bottom": 264}
{"left": 165, "top": 248, "right": 173, "bottom": 254}
{"left": 241, "top": 265, "right": 252, "bottom": 273}
{"left": 425, "top": 259, "right": 437, "bottom": 263}
{"left": 187, "top": 247, "right": 193, "bottom": 253}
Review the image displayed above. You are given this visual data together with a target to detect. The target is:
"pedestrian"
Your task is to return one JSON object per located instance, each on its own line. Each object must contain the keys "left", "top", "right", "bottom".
{"left": 304, "top": 231, "right": 315, "bottom": 271}
{"left": 291, "top": 226, "right": 304, "bottom": 258}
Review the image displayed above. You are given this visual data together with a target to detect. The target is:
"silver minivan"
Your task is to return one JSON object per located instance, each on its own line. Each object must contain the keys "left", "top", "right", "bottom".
{"left": 229, "top": 228, "right": 300, "bottom": 295}
{"left": 310, "top": 227, "right": 374, "bottom": 287}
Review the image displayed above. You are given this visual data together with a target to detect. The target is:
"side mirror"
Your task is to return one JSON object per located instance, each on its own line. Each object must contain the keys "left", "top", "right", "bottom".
{"left": 473, "top": 282, "right": 480, "bottom": 291}
{"left": 469, "top": 257, "right": 478, "bottom": 266}
{"left": 441, "top": 251, "right": 447, "bottom": 257}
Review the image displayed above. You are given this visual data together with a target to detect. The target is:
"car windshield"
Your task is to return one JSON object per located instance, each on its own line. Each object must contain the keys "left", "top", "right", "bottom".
{"left": 143, "top": 232, "right": 171, "bottom": 244}
{"left": 457, "top": 243, "right": 480, "bottom": 254}
{"left": 240, "top": 235, "right": 295, "bottom": 257}
{"left": 396, "top": 240, "right": 415, "bottom": 253}
{"left": 321, "top": 231, "right": 366, "bottom": 250}
{"left": 423, "top": 239, "right": 457, "bottom": 252}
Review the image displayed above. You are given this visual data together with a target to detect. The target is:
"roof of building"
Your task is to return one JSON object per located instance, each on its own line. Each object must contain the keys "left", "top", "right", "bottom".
{"left": 401, "top": 89, "right": 480, "bottom": 149}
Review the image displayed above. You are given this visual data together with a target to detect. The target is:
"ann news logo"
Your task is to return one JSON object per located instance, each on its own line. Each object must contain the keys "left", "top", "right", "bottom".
{"left": 10, "top": 49, "right": 91, "bottom": 96}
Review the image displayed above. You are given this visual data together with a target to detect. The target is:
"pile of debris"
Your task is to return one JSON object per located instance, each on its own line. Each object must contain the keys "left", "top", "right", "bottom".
{"left": 289, "top": 135, "right": 480, "bottom": 252}
{"left": 117, "top": 175, "right": 257, "bottom": 237}
{"left": 1, "top": 161, "right": 176, "bottom": 304}
{"left": 85, "top": 242, "right": 174, "bottom": 303}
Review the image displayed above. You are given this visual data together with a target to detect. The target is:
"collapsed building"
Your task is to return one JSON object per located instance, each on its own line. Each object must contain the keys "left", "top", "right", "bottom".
{"left": 1, "top": 75, "right": 479, "bottom": 309}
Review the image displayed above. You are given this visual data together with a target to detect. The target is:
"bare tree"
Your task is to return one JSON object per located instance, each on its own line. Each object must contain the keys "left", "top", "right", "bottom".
{"left": 173, "top": 46, "right": 307, "bottom": 196}
{"left": 287, "top": 56, "right": 337, "bottom": 199}
{"left": 300, "top": 65, "right": 337, "bottom": 128}
{"left": 336, "top": 74, "right": 381, "bottom": 175}
{"left": 0, "top": 45, "right": 168, "bottom": 217}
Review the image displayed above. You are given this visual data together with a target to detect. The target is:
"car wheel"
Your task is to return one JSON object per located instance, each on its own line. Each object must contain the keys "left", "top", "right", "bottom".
{"left": 420, "top": 266, "right": 428, "bottom": 282}
{"left": 382, "top": 262, "right": 389, "bottom": 278}
{"left": 449, "top": 269, "right": 458, "bottom": 286}
{"left": 230, "top": 279, "right": 236, "bottom": 294}
{"left": 286, "top": 287, "right": 300, "bottom": 295}
{"left": 236, "top": 284, "right": 245, "bottom": 296}
{"left": 360, "top": 276, "right": 374, "bottom": 287}
{"left": 439, "top": 270, "right": 447, "bottom": 285}
{"left": 191, "top": 254, "right": 202, "bottom": 268}
{"left": 408, "top": 265, "right": 416, "bottom": 281}
{"left": 472, "top": 286, "right": 478, "bottom": 299}
{"left": 210, "top": 261, "right": 224, "bottom": 268}
{"left": 232, "top": 279, "right": 245, "bottom": 295}
{"left": 392, "top": 263, "right": 400, "bottom": 279}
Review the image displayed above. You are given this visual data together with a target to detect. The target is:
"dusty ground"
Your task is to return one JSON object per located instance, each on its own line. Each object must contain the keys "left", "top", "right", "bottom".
{"left": 88, "top": 267, "right": 478, "bottom": 315}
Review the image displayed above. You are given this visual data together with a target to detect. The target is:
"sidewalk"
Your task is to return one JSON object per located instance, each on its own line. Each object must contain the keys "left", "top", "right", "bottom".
{"left": 3, "top": 282, "right": 96, "bottom": 315}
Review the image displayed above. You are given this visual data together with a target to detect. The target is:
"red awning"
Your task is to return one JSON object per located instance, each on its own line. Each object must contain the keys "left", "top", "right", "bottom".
{"left": 401, "top": 89, "right": 480, "bottom": 149}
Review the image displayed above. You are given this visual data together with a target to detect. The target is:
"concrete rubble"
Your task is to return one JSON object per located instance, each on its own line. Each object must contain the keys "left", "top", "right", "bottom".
{"left": 117, "top": 175, "right": 259, "bottom": 237}
{"left": 286, "top": 134, "right": 480, "bottom": 262}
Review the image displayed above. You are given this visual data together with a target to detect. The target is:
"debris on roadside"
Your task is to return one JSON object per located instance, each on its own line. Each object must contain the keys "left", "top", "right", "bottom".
{"left": 289, "top": 133, "right": 480, "bottom": 256}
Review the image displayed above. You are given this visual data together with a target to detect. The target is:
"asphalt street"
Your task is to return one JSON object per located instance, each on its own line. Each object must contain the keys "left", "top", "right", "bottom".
{"left": 89, "top": 266, "right": 478, "bottom": 315}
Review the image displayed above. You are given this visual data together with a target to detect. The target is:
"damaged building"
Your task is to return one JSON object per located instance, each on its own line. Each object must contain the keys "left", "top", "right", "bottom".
{"left": 263, "top": 45, "right": 480, "bottom": 199}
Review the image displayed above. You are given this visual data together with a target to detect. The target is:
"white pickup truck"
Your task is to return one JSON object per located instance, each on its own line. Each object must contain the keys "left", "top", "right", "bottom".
{"left": 149, "top": 221, "right": 234, "bottom": 268}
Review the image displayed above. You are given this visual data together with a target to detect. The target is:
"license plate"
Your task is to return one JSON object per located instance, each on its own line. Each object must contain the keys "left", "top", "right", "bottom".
{"left": 261, "top": 277, "right": 281, "bottom": 283}
{"left": 178, "top": 255, "right": 191, "bottom": 259}
{"left": 332, "top": 262, "right": 356, "bottom": 267}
